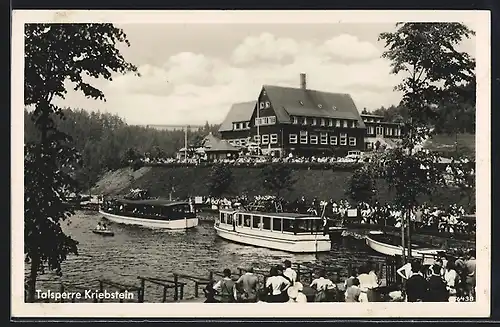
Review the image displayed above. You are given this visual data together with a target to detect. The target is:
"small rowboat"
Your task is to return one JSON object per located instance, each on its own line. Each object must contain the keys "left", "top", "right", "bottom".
{"left": 365, "top": 231, "right": 442, "bottom": 258}
{"left": 92, "top": 229, "right": 115, "bottom": 236}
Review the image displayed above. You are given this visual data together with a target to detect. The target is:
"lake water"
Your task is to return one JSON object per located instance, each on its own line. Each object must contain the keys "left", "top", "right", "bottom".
{"left": 30, "top": 211, "right": 385, "bottom": 302}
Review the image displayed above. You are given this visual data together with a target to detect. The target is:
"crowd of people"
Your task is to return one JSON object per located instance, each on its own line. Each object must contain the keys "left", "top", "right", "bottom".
{"left": 205, "top": 195, "right": 475, "bottom": 235}
{"left": 203, "top": 260, "right": 378, "bottom": 303}
{"left": 397, "top": 250, "right": 476, "bottom": 302}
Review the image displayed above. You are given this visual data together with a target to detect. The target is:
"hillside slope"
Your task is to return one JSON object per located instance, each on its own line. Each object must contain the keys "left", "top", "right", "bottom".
{"left": 92, "top": 166, "right": 470, "bottom": 207}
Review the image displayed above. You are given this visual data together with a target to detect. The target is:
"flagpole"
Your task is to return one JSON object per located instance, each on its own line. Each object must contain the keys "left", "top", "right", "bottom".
{"left": 184, "top": 126, "right": 188, "bottom": 161}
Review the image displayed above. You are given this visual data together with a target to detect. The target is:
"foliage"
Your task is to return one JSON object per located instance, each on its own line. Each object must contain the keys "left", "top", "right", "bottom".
{"left": 345, "top": 166, "right": 377, "bottom": 205}
{"left": 379, "top": 22, "right": 475, "bottom": 149}
{"left": 24, "top": 108, "right": 222, "bottom": 189}
{"left": 207, "top": 164, "right": 233, "bottom": 198}
{"left": 24, "top": 23, "right": 138, "bottom": 302}
{"left": 260, "top": 164, "right": 296, "bottom": 199}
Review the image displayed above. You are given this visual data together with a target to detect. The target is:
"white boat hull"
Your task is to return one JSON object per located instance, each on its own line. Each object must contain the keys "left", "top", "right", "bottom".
{"left": 99, "top": 210, "right": 198, "bottom": 230}
{"left": 215, "top": 224, "right": 331, "bottom": 253}
{"left": 365, "top": 234, "right": 441, "bottom": 258}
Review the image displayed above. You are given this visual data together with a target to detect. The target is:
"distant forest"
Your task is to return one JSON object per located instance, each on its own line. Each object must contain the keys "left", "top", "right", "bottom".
{"left": 24, "top": 108, "right": 221, "bottom": 189}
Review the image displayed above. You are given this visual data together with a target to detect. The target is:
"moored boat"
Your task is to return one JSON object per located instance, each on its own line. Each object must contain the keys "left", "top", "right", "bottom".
{"left": 99, "top": 198, "right": 198, "bottom": 230}
{"left": 92, "top": 229, "right": 115, "bottom": 236}
{"left": 214, "top": 199, "right": 344, "bottom": 253}
{"left": 365, "top": 231, "right": 442, "bottom": 258}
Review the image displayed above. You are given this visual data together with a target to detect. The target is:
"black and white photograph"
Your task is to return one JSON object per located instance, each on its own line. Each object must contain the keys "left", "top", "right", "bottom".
{"left": 12, "top": 10, "right": 490, "bottom": 318}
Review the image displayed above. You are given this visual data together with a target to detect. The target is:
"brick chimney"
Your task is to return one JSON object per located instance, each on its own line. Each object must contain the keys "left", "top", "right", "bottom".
{"left": 300, "top": 73, "right": 307, "bottom": 90}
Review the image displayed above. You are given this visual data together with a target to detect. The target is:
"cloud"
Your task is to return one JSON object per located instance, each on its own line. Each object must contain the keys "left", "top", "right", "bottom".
{"left": 55, "top": 32, "right": 404, "bottom": 125}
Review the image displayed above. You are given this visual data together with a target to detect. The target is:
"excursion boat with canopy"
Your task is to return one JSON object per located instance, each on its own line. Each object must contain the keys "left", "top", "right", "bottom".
{"left": 99, "top": 189, "right": 198, "bottom": 230}
{"left": 214, "top": 199, "right": 344, "bottom": 253}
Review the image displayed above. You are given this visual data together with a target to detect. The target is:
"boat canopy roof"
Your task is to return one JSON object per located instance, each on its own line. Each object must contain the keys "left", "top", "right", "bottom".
{"left": 224, "top": 209, "right": 322, "bottom": 220}
{"left": 114, "top": 198, "right": 188, "bottom": 207}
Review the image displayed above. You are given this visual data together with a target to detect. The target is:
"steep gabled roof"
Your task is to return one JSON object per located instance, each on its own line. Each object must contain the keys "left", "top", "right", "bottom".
{"left": 202, "top": 132, "right": 240, "bottom": 152}
{"left": 218, "top": 101, "right": 256, "bottom": 132}
{"left": 263, "top": 85, "right": 365, "bottom": 128}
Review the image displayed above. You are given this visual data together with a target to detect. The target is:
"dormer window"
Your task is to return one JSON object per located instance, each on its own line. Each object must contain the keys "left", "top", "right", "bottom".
{"left": 233, "top": 123, "right": 237, "bottom": 130}
{"left": 259, "top": 102, "right": 265, "bottom": 109}
{"left": 343, "top": 120, "right": 348, "bottom": 128}
{"left": 292, "top": 116, "right": 298, "bottom": 124}
{"left": 312, "top": 118, "right": 317, "bottom": 126}
{"left": 335, "top": 120, "right": 341, "bottom": 127}
{"left": 328, "top": 119, "right": 333, "bottom": 127}
{"left": 351, "top": 121, "right": 356, "bottom": 128}
{"left": 245, "top": 122, "right": 250, "bottom": 129}
{"left": 332, "top": 106, "right": 337, "bottom": 111}
{"left": 302, "top": 117, "right": 307, "bottom": 125}
{"left": 265, "top": 101, "right": 271, "bottom": 108}
{"left": 299, "top": 100, "right": 304, "bottom": 106}
{"left": 320, "top": 118, "right": 325, "bottom": 126}
{"left": 318, "top": 104, "right": 323, "bottom": 109}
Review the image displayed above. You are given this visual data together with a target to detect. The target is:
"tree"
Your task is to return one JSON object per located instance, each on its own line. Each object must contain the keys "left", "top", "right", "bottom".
{"left": 24, "top": 24, "right": 138, "bottom": 302}
{"left": 345, "top": 166, "right": 377, "bottom": 205}
{"left": 207, "top": 164, "right": 233, "bottom": 198}
{"left": 359, "top": 23, "right": 475, "bottom": 261}
{"left": 260, "top": 164, "right": 296, "bottom": 199}
{"left": 379, "top": 23, "right": 475, "bottom": 149}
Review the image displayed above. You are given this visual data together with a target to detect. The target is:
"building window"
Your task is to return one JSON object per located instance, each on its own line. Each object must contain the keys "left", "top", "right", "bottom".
{"left": 367, "top": 142, "right": 373, "bottom": 150}
{"left": 343, "top": 120, "right": 348, "bottom": 128}
{"left": 270, "top": 134, "right": 278, "bottom": 144}
{"left": 261, "top": 134, "right": 269, "bottom": 144}
{"left": 292, "top": 116, "right": 298, "bottom": 124}
{"left": 240, "top": 138, "right": 247, "bottom": 146}
{"left": 336, "top": 120, "right": 341, "bottom": 127}
{"left": 328, "top": 119, "right": 333, "bottom": 127}
{"left": 340, "top": 133, "right": 347, "bottom": 145}
{"left": 300, "top": 131, "right": 308, "bottom": 144}
{"left": 349, "top": 137, "right": 356, "bottom": 146}
{"left": 310, "top": 134, "right": 318, "bottom": 144}
{"left": 330, "top": 136, "right": 338, "bottom": 145}
{"left": 239, "top": 122, "right": 244, "bottom": 129}
{"left": 395, "top": 128, "right": 401, "bottom": 136}
{"left": 387, "top": 127, "right": 393, "bottom": 136}
{"left": 255, "top": 116, "right": 277, "bottom": 126}
{"left": 245, "top": 122, "right": 250, "bottom": 129}
{"left": 312, "top": 118, "right": 317, "bottom": 126}
{"left": 368, "top": 126, "right": 374, "bottom": 134}
{"left": 289, "top": 134, "right": 298, "bottom": 144}
{"left": 265, "top": 101, "right": 271, "bottom": 108}
{"left": 254, "top": 135, "right": 261, "bottom": 144}
{"left": 234, "top": 139, "right": 241, "bottom": 146}
{"left": 351, "top": 121, "right": 356, "bottom": 128}
{"left": 320, "top": 133, "right": 328, "bottom": 145}
{"left": 376, "top": 126, "right": 383, "bottom": 135}
{"left": 233, "top": 123, "right": 237, "bottom": 130}
{"left": 302, "top": 117, "right": 308, "bottom": 125}
{"left": 259, "top": 102, "right": 265, "bottom": 109}
{"left": 320, "top": 118, "right": 325, "bottom": 126}
{"left": 228, "top": 140, "right": 235, "bottom": 145}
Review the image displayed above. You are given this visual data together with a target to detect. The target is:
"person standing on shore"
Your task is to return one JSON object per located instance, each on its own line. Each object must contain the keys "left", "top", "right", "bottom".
{"left": 405, "top": 261, "right": 429, "bottom": 302}
{"left": 235, "top": 267, "right": 259, "bottom": 303}
{"left": 213, "top": 268, "right": 236, "bottom": 303}
{"left": 427, "top": 265, "right": 449, "bottom": 302}
{"left": 266, "top": 266, "right": 290, "bottom": 303}
{"left": 444, "top": 261, "right": 458, "bottom": 302}
{"left": 310, "top": 269, "right": 336, "bottom": 302}
{"left": 464, "top": 250, "right": 476, "bottom": 300}
{"left": 283, "top": 260, "right": 297, "bottom": 285}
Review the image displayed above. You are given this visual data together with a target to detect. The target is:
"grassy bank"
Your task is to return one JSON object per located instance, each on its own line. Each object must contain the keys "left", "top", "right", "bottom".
{"left": 93, "top": 166, "right": 471, "bottom": 208}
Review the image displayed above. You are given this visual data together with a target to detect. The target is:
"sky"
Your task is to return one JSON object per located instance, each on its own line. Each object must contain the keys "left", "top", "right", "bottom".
{"left": 53, "top": 22, "right": 476, "bottom": 126}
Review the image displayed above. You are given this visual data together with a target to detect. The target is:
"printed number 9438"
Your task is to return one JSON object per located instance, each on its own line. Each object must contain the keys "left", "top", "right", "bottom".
{"left": 456, "top": 296, "right": 475, "bottom": 302}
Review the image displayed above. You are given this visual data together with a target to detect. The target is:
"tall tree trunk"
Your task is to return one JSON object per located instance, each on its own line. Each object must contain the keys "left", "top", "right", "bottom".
{"left": 27, "top": 255, "right": 40, "bottom": 303}
{"left": 406, "top": 209, "right": 412, "bottom": 259}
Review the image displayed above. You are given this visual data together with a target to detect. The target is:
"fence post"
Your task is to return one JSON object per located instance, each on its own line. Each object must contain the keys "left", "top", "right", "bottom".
{"left": 297, "top": 264, "right": 301, "bottom": 282}
{"left": 173, "top": 274, "right": 179, "bottom": 301}
{"left": 162, "top": 287, "right": 167, "bottom": 303}
{"left": 180, "top": 284, "right": 184, "bottom": 300}
{"left": 195, "top": 281, "right": 199, "bottom": 298}
{"left": 99, "top": 280, "right": 104, "bottom": 303}
{"left": 138, "top": 278, "right": 145, "bottom": 303}
{"left": 209, "top": 271, "right": 213, "bottom": 282}
{"left": 59, "top": 284, "right": 65, "bottom": 303}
